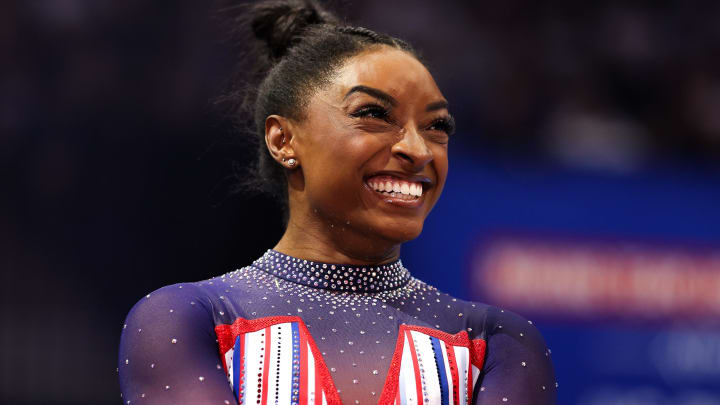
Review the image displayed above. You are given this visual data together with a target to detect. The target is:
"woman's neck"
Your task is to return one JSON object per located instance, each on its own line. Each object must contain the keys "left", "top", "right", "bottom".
{"left": 274, "top": 214, "right": 401, "bottom": 266}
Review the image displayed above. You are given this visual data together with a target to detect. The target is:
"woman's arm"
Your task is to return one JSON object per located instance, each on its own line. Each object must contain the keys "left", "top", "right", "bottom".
{"left": 118, "top": 284, "right": 236, "bottom": 405}
{"left": 474, "top": 307, "right": 557, "bottom": 405}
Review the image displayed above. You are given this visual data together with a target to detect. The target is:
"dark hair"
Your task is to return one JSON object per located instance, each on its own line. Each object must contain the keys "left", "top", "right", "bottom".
{"left": 222, "top": 0, "right": 419, "bottom": 218}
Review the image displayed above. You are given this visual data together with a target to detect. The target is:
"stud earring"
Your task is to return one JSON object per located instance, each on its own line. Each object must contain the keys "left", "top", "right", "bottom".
{"left": 287, "top": 158, "right": 297, "bottom": 167}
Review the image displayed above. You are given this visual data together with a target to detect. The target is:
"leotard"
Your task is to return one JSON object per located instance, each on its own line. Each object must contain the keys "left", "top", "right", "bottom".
{"left": 118, "top": 250, "right": 556, "bottom": 404}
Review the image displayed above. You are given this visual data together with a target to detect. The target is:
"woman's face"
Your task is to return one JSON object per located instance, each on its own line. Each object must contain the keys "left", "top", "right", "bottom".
{"left": 290, "top": 46, "right": 453, "bottom": 247}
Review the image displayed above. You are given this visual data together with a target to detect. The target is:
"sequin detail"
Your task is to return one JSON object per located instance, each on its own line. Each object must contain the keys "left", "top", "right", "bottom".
{"left": 253, "top": 250, "right": 411, "bottom": 292}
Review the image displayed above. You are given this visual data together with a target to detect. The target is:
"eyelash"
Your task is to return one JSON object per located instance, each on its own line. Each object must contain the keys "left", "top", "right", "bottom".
{"left": 350, "top": 104, "right": 455, "bottom": 136}
{"left": 350, "top": 104, "right": 390, "bottom": 120}
{"left": 429, "top": 117, "right": 456, "bottom": 136}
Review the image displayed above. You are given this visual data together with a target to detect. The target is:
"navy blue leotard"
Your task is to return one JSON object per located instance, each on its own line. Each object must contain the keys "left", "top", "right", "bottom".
{"left": 118, "top": 250, "right": 556, "bottom": 404}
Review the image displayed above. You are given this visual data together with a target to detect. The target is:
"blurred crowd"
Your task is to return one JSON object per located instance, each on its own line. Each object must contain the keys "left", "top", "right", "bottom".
{"left": 350, "top": 1, "right": 720, "bottom": 171}
{"left": 4, "top": 1, "right": 720, "bottom": 171}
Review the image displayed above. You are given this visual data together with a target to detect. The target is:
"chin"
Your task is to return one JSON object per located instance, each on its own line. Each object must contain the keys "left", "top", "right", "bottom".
{"left": 375, "top": 219, "right": 424, "bottom": 244}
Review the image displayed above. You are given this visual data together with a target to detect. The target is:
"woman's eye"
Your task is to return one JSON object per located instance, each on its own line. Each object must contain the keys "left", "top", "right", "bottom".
{"left": 350, "top": 105, "right": 389, "bottom": 120}
{"left": 429, "top": 117, "right": 456, "bottom": 135}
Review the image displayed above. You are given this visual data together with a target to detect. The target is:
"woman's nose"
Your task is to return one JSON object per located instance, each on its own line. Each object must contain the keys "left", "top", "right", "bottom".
{"left": 391, "top": 126, "right": 433, "bottom": 171}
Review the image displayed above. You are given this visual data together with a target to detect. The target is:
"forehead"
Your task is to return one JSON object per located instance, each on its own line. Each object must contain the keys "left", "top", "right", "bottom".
{"left": 328, "top": 47, "right": 444, "bottom": 102}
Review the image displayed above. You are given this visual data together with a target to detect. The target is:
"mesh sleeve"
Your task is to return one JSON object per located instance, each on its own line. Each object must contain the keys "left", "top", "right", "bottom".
{"left": 474, "top": 307, "right": 557, "bottom": 405}
{"left": 118, "top": 284, "right": 237, "bottom": 405}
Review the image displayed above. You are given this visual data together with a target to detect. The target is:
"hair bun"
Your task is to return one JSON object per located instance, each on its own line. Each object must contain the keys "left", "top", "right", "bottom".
{"left": 250, "top": 0, "right": 338, "bottom": 60}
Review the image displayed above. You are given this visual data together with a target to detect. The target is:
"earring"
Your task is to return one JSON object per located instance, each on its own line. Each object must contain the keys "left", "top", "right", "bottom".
{"left": 287, "top": 158, "right": 297, "bottom": 167}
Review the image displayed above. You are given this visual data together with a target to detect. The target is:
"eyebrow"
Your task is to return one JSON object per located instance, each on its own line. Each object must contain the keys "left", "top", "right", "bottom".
{"left": 343, "top": 85, "right": 450, "bottom": 113}
{"left": 344, "top": 85, "right": 397, "bottom": 106}
{"left": 426, "top": 100, "right": 449, "bottom": 112}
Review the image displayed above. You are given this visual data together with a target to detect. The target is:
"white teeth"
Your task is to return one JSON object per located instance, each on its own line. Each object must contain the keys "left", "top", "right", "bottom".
{"left": 368, "top": 178, "right": 424, "bottom": 198}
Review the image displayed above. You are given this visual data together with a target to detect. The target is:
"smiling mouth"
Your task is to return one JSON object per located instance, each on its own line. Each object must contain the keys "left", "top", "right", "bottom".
{"left": 365, "top": 175, "right": 423, "bottom": 202}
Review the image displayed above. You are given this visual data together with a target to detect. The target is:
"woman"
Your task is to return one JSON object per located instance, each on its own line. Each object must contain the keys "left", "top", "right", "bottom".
{"left": 118, "top": 1, "right": 557, "bottom": 404}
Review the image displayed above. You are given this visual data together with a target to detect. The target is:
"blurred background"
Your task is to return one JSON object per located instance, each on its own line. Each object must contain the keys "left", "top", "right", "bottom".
{"left": 3, "top": 0, "right": 720, "bottom": 404}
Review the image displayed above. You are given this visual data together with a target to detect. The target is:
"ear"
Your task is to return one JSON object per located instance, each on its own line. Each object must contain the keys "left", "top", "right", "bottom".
{"left": 264, "top": 115, "right": 299, "bottom": 169}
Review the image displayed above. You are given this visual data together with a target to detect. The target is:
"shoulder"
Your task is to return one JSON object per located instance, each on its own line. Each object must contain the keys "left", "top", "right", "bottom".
{"left": 480, "top": 306, "right": 555, "bottom": 381}
{"left": 475, "top": 305, "right": 551, "bottom": 360}
{"left": 118, "top": 279, "right": 243, "bottom": 403}
{"left": 118, "top": 279, "right": 230, "bottom": 367}
{"left": 121, "top": 267, "right": 261, "bottom": 331}
{"left": 121, "top": 275, "right": 235, "bottom": 335}
{"left": 484, "top": 306, "right": 545, "bottom": 345}
{"left": 124, "top": 282, "right": 208, "bottom": 320}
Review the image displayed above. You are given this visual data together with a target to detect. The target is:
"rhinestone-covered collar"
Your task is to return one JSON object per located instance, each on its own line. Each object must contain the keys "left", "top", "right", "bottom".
{"left": 252, "top": 249, "right": 411, "bottom": 292}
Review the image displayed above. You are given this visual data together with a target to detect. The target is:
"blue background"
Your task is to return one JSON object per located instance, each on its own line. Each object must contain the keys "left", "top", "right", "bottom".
{"left": 403, "top": 152, "right": 720, "bottom": 404}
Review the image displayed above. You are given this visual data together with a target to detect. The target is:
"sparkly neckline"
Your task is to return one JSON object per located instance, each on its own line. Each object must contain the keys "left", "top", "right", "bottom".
{"left": 251, "top": 249, "right": 411, "bottom": 292}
